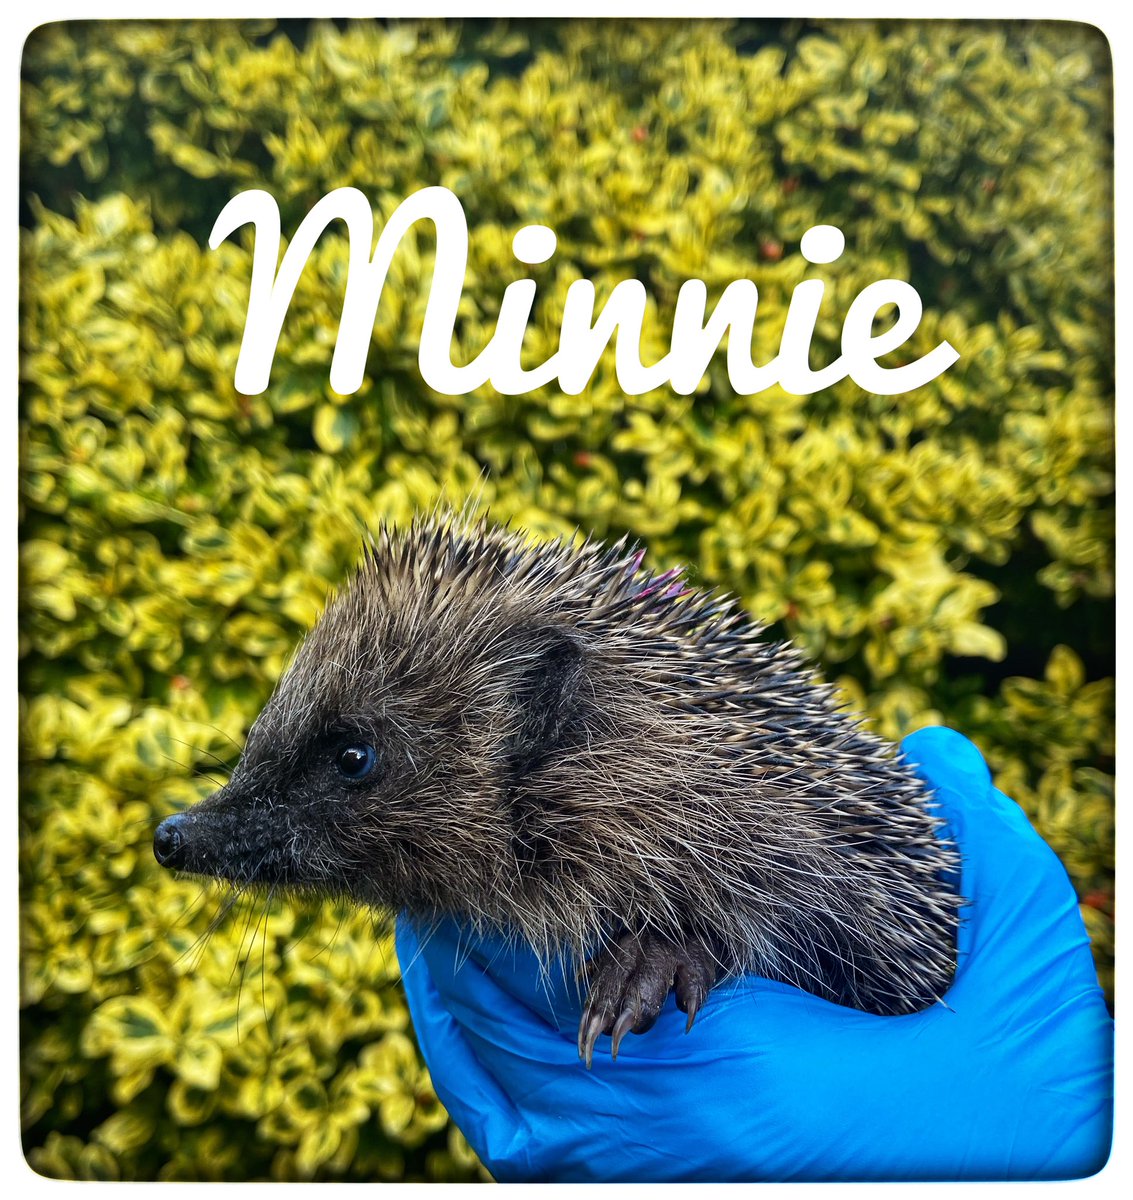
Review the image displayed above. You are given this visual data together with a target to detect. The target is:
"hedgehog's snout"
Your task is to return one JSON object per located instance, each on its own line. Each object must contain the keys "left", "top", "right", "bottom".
{"left": 153, "top": 788, "right": 248, "bottom": 878}
{"left": 153, "top": 813, "right": 187, "bottom": 868}
{"left": 153, "top": 784, "right": 300, "bottom": 888}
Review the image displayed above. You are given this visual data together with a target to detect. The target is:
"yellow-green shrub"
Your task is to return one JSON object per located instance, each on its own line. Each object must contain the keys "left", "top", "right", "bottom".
{"left": 20, "top": 17, "right": 1113, "bottom": 1181}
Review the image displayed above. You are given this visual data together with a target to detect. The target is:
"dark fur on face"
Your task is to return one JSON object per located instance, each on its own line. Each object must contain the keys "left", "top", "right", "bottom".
{"left": 156, "top": 514, "right": 961, "bottom": 1023}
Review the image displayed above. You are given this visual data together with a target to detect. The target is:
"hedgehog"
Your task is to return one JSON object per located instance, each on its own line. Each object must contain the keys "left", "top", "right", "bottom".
{"left": 154, "top": 512, "right": 962, "bottom": 1067}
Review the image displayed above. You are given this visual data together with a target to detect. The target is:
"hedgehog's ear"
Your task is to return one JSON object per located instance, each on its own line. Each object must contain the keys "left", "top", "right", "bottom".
{"left": 507, "top": 627, "right": 585, "bottom": 775}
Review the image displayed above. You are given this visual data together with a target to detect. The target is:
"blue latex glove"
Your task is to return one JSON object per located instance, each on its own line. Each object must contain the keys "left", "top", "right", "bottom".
{"left": 395, "top": 727, "right": 1113, "bottom": 1181}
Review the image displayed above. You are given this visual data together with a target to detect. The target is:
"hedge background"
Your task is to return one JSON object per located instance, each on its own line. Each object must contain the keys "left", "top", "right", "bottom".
{"left": 19, "top": 18, "right": 1114, "bottom": 1182}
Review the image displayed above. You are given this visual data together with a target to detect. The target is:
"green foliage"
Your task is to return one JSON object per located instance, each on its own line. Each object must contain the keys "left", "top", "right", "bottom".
{"left": 20, "top": 17, "right": 1113, "bottom": 1181}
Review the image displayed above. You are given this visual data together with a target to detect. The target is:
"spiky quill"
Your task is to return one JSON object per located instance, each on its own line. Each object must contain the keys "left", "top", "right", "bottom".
{"left": 154, "top": 513, "right": 961, "bottom": 1067}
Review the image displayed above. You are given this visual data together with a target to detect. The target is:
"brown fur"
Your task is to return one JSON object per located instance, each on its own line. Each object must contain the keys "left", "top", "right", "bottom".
{"left": 162, "top": 512, "right": 961, "bottom": 1016}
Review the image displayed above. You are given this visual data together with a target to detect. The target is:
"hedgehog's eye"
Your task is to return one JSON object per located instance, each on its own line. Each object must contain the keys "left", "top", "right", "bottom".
{"left": 335, "top": 743, "right": 377, "bottom": 782}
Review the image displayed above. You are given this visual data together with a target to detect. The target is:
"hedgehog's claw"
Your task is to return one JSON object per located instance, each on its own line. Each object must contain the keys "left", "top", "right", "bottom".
{"left": 682, "top": 994, "right": 700, "bottom": 1033}
{"left": 610, "top": 1009, "right": 636, "bottom": 1060}
{"left": 578, "top": 931, "right": 718, "bottom": 1066}
{"left": 579, "top": 1011, "right": 607, "bottom": 1070}
{"left": 674, "top": 950, "right": 715, "bottom": 1034}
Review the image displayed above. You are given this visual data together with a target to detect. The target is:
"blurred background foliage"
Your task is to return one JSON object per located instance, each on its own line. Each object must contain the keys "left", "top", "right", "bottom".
{"left": 19, "top": 17, "right": 1113, "bottom": 1182}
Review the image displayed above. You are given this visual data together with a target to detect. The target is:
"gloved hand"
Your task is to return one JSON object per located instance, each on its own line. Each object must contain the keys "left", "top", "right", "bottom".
{"left": 395, "top": 727, "right": 1113, "bottom": 1182}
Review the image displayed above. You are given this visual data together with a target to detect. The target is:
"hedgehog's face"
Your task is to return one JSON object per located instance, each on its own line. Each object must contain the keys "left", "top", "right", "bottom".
{"left": 153, "top": 570, "right": 587, "bottom": 917}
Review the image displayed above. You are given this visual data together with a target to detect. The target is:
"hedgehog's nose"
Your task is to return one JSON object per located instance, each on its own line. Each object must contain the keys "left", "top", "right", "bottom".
{"left": 154, "top": 813, "right": 188, "bottom": 868}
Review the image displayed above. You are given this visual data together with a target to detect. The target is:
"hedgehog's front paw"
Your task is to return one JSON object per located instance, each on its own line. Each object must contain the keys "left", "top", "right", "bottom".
{"left": 578, "top": 931, "right": 718, "bottom": 1068}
